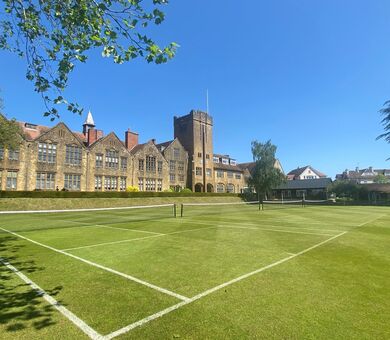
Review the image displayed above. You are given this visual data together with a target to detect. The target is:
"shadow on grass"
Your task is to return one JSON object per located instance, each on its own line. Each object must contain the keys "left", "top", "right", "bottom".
{"left": 0, "top": 234, "right": 63, "bottom": 334}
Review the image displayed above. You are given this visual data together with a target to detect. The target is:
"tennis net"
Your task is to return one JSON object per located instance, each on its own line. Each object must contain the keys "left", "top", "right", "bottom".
{"left": 262, "top": 199, "right": 331, "bottom": 210}
{"left": 180, "top": 201, "right": 260, "bottom": 217}
{"left": 0, "top": 204, "right": 176, "bottom": 233}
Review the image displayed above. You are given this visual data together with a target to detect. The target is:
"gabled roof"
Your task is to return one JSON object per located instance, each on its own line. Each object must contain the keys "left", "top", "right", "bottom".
{"left": 130, "top": 142, "right": 147, "bottom": 154}
{"left": 19, "top": 121, "right": 87, "bottom": 146}
{"left": 88, "top": 131, "right": 126, "bottom": 151}
{"left": 156, "top": 140, "right": 174, "bottom": 151}
{"left": 287, "top": 165, "right": 326, "bottom": 178}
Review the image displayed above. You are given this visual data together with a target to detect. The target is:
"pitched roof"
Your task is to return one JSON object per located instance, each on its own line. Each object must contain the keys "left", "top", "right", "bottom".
{"left": 287, "top": 165, "right": 326, "bottom": 178}
{"left": 156, "top": 140, "right": 173, "bottom": 151}
{"left": 213, "top": 163, "right": 243, "bottom": 172}
{"left": 130, "top": 142, "right": 147, "bottom": 154}
{"left": 18, "top": 121, "right": 87, "bottom": 144}
{"left": 276, "top": 178, "right": 332, "bottom": 190}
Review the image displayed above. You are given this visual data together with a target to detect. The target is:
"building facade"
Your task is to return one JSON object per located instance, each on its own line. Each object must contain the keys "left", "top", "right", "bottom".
{"left": 336, "top": 167, "right": 390, "bottom": 184}
{"left": 0, "top": 109, "right": 282, "bottom": 193}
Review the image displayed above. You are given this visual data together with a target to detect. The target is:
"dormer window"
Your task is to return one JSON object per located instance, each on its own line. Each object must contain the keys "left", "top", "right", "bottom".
{"left": 222, "top": 158, "right": 229, "bottom": 165}
{"left": 25, "top": 123, "right": 37, "bottom": 129}
{"left": 213, "top": 156, "right": 219, "bottom": 163}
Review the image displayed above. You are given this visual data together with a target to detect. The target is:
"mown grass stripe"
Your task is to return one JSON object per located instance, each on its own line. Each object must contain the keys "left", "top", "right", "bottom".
{"left": 104, "top": 231, "right": 347, "bottom": 339}
{"left": 0, "top": 227, "right": 189, "bottom": 302}
{"left": 0, "top": 258, "right": 103, "bottom": 340}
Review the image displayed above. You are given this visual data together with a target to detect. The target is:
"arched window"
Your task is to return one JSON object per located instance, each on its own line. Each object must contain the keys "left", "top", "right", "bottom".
{"left": 216, "top": 183, "right": 225, "bottom": 193}
{"left": 227, "top": 183, "right": 235, "bottom": 193}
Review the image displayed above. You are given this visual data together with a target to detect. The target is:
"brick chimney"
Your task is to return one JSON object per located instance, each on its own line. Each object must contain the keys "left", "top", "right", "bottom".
{"left": 87, "top": 128, "right": 104, "bottom": 146}
{"left": 125, "top": 129, "right": 138, "bottom": 150}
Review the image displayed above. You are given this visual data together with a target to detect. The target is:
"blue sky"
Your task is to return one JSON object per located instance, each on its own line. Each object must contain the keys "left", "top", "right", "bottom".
{"left": 1, "top": 0, "right": 390, "bottom": 177}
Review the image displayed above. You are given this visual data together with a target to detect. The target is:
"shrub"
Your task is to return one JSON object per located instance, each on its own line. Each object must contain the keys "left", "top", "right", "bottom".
{"left": 126, "top": 186, "right": 139, "bottom": 192}
{"left": 180, "top": 188, "right": 192, "bottom": 193}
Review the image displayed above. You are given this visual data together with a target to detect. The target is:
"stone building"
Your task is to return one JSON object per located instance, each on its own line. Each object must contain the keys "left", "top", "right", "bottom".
{"left": 156, "top": 139, "right": 188, "bottom": 191}
{"left": 0, "top": 109, "right": 283, "bottom": 192}
{"left": 173, "top": 110, "right": 249, "bottom": 193}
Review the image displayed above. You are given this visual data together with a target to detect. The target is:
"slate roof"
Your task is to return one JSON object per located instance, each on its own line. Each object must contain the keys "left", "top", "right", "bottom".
{"left": 129, "top": 142, "right": 147, "bottom": 154}
{"left": 156, "top": 140, "right": 173, "bottom": 151}
{"left": 213, "top": 163, "right": 243, "bottom": 172}
{"left": 276, "top": 178, "right": 332, "bottom": 190}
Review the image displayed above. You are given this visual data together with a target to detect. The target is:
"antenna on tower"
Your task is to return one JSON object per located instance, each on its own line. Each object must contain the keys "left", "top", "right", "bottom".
{"left": 206, "top": 89, "right": 209, "bottom": 114}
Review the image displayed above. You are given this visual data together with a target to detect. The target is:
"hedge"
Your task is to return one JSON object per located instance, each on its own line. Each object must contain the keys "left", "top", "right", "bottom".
{"left": 0, "top": 190, "right": 241, "bottom": 199}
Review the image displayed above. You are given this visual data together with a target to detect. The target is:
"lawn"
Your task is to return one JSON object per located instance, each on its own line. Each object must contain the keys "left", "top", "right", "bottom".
{"left": 0, "top": 202, "right": 389, "bottom": 339}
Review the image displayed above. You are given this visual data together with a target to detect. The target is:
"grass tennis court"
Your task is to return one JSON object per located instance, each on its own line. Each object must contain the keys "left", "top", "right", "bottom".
{"left": 1, "top": 202, "right": 389, "bottom": 339}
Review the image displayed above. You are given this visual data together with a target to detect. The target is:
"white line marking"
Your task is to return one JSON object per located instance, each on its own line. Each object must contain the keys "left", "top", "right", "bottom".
{"left": 105, "top": 231, "right": 347, "bottom": 339}
{"left": 217, "top": 225, "right": 335, "bottom": 236}
{"left": 106, "top": 212, "right": 390, "bottom": 338}
{"left": 62, "top": 234, "right": 164, "bottom": 251}
{"left": 56, "top": 219, "right": 164, "bottom": 235}
{"left": 94, "top": 224, "right": 164, "bottom": 235}
{"left": 62, "top": 226, "right": 219, "bottom": 251}
{"left": 358, "top": 214, "right": 388, "bottom": 227}
{"left": 0, "top": 258, "right": 103, "bottom": 340}
{"left": 200, "top": 218, "right": 344, "bottom": 232}
{"left": 0, "top": 227, "right": 189, "bottom": 302}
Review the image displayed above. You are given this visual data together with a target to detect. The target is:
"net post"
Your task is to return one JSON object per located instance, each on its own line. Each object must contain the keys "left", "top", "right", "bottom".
{"left": 173, "top": 204, "right": 177, "bottom": 218}
{"left": 302, "top": 193, "right": 305, "bottom": 208}
{"left": 180, "top": 203, "right": 184, "bottom": 218}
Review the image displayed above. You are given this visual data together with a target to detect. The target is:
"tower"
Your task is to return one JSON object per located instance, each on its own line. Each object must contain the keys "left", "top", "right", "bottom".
{"left": 82, "top": 110, "right": 95, "bottom": 135}
{"left": 174, "top": 110, "right": 214, "bottom": 192}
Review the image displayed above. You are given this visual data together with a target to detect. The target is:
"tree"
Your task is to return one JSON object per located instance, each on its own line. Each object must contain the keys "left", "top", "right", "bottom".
{"left": 377, "top": 102, "right": 390, "bottom": 157}
{"left": 248, "top": 140, "right": 285, "bottom": 200}
{"left": 0, "top": 0, "right": 178, "bottom": 120}
{"left": 373, "top": 174, "right": 389, "bottom": 184}
{"left": 328, "top": 181, "right": 368, "bottom": 201}
{"left": 0, "top": 96, "right": 22, "bottom": 149}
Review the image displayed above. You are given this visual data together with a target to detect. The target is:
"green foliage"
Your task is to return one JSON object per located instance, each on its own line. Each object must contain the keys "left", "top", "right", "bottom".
{"left": 378, "top": 101, "right": 390, "bottom": 145}
{"left": 248, "top": 140, "right": 285, "bottom": 199}
{"left": 0, "top": 190, "right": 239, "bottom": 198}
{"left": 126, "top": 185, "right": 139, "bottom": 192}
{"left": 0, "top": 0, "right": 178, "bottom": 119}
{"left": 328, "top": 181, "right": 369, "bottom": 200}
{"left": 180, "top": 188, "right": 192, "bottom": 193}
{"left": 0, "top": 99, "right": 22, "bottom": 149}
{"left": 373, "top": 174, "right": 389, "bottom": 184}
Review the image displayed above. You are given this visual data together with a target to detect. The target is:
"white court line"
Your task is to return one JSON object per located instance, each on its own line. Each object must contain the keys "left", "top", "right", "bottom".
{"left": 106, "top": 212, "right": 389, "bottom": 338}
{"left": 202, "top": 218, "right": 344, "bottom": 232}
{"left": 56, "top": 219, "right": 164, "bottom": 236}
{"left": 94, "top": 224, "right": 163, "bottom": 235}
{"left": 62, "top": 234, "right": 164, "bottom": 251}
{"left": 217, "top": 225, "right": 335, "bottom": 236}
{"left": 185, "top": 220, "right": 337, "bottom": 236}
{"left": 0, "top": 227, "right": 189, "bottom": 302}
{"left": 0, "top": 258, "right": 103, "bottom": 340}
{"left": 62, "top": 226, "right": 219, "bottom": 251}
{"left": 105, "top": 231, "right": 347, "bottom": 339}
{"left": 358, "top": 214, "right": 388, "bottom": 227}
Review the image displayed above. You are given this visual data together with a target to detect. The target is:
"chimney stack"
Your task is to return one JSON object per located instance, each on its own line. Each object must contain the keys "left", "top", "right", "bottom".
{"left": 125, "top": 129, "right": 139, "bottom": 150}
{"left": 87, "top": 128, "right": 104, "bottom": 146}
